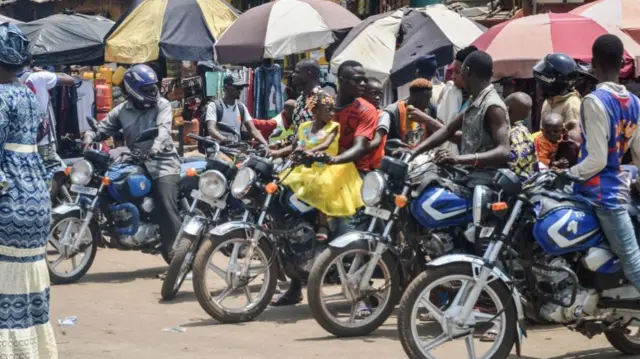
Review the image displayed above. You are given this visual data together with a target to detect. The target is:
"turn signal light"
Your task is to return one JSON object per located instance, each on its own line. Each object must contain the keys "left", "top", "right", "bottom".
{"left": 64, "top": 166, "right": 72, "bottom": 176}
{"left": 394, "top": 195, "right": 408, "bottom": 208}
{"left": 491, "top": 202, "right": 508, "bottom": 211}
{"left": 265, "top": 182, "right": 278, "bottom": 194}
{"left": 186, "top": 168, "right": 198, "bottom": 177}
{"left": 102, "top": 177, "right": 111, "bottom": 186}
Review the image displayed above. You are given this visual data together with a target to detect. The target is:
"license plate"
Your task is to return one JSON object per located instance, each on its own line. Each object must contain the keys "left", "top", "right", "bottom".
{"left": 480, "top": 226, "right": 495, "bottom": 238}
{"left": 70, "top": 184, "right": 98, "bottom": 196}
{"left": 191, "top": 190, "right": 226, "bottom": 209}
{"left": 364, "top": 206, "right": 391, "bottom": 220}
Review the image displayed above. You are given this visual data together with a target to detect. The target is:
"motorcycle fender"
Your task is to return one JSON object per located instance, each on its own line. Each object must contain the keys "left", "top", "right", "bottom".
{"left": 329, "top": 231, "right": 379, "bottom": 250}
{"left": 52, "top": 204, "right": 82, "bottom": 218}
{"left": 183, "top": 216, "right": 207, "bottom": 237}
{"left": 209, "top": 221, "right": 258, "bottom": 237}
{"left": 427, "top": 254, "right": 527, "bottom": 352}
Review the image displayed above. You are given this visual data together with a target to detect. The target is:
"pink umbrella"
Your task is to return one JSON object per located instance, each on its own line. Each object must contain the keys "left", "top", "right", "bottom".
{"left": 571, "top": 0, "right": 640, "bottom": 45}
{"left": 472, "top": 13, "right": 640, "bottom": 79}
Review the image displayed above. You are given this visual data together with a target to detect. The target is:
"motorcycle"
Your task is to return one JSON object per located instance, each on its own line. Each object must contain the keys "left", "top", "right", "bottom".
{"left": 47, "top": 127, "right": 207, "bottom": 284}
{"left": 161, "top": 134, "right": 257, "bottom": 300}
{"left": 396, "top": 168, "right": 640, "bottom": 359}
{"left": 190, "top": 151, "right": 338, "bottom": 323}
{"left": 306, "top": 149, "right": 477, "bottom": 337}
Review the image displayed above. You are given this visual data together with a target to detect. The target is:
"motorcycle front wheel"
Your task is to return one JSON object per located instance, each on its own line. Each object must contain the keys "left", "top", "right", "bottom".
{"left": 397, "top": 263, "right": 517, "bottom": 359}
{"left": 192, "top": 229, "right": 277, "bottom": 323}
{"left": 47, "top": 212, "right": 98, "bottom": 285}
{"left": 161, "top": 234, "right": 197, "bottom": 300}
{"left": 307, "top": 244, "right": 401, "bottom": 337}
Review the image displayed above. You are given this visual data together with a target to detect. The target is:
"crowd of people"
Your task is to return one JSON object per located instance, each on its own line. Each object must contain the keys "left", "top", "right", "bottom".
{"left": 2, "top": 16, "right": 640, "bottom": 358}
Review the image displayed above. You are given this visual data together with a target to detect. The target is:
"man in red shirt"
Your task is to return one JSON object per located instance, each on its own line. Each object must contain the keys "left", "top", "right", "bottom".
{"left": 252, "top": 99, "right": 296, "bottom": 140}
{"left": 324, "top": 60, "right": 378, "bottom": 173}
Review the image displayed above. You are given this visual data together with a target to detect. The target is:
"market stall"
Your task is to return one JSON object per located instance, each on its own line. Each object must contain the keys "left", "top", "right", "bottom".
{"left": 18, "top": 10, "right": 114, "bottom": 66}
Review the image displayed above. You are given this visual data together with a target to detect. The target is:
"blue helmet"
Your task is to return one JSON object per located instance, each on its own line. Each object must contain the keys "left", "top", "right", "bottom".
{"left": 123, "top": 64, "right": 159, "bottom": 109}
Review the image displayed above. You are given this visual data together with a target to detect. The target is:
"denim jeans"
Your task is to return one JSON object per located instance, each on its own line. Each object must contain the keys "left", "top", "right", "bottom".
{"left": 595, "top": 206, "right": 640, "bottom": 290}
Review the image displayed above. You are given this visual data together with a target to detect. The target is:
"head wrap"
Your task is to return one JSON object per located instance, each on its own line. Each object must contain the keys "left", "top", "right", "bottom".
{"left": 0, "top": 23, "right": 29, "bottom": 67}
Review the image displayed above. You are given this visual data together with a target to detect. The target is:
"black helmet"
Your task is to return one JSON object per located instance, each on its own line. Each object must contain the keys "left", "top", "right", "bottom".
{"left": 533, "top": 53, "right": 579, "bottom": 98}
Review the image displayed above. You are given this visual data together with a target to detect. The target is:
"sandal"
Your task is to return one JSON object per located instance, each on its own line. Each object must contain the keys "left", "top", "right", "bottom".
{"left": 270, "top": 291, "right": 303, "bottom": 307}
{"left": 480, "top": 328, "right": 498, "bottom": 342}
{"left": 316, "top": 226, "right": 329, "bottom": 242}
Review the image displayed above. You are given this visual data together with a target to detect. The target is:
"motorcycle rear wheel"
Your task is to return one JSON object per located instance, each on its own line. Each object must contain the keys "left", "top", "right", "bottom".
{"left": 606, "top": 328, "right": 640, "bottom": 355}
{"left": 192, "top": 229, "right": 278, "bottom": 323}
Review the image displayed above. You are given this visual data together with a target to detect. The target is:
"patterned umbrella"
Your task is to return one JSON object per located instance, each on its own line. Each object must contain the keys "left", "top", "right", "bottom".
{"left": 571, "top": 0, "right": 640, "bottom": 44}
{"left": 105, "top": 0, "right": 240, "bottom": 63}
{"left": 214, "top": 0, "right": 361, "bottom": 65}
{"left": 472, "top": 13, "right": 640, "bottom": 79}
{"left": 330, "top": 5, "right": 485, "bottom": 86}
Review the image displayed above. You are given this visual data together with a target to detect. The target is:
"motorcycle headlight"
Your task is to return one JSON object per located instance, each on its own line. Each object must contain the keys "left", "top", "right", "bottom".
{"left": 199, "top": 170, "right": 227, "bottom": 199}
{"left": 361, "top": 171, "right": 386, "bottom": 207}
{"left": 70, "top": 160, "right": 93, "bottom": 186}
{"left": 231, "top": 167, "right": 256, "bottom": 199}
{"left": 473, "top": 185, "right": 493, "bottom": 225}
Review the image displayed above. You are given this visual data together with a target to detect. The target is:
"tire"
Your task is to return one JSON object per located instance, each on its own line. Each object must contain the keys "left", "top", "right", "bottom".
{"left": 307, "top": 244, "right": 402, "bottom": 337}
{"left": 397, "top": 263, "right": 517, "bottom": 359}
{"left": 48, "top": 212, "right": 98, "bottom": 285}
{"left": 161, "top": 235, "right": 197, "bottom": 300}
{"left": 192, "top": 229, "right": 278, "bottom": 323}
{"left": 606, "top": 330, "right": 640, "bottom": 355}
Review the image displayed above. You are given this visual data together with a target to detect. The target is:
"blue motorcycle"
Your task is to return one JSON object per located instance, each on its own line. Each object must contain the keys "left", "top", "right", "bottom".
{"left": 397, "top": 168, "right": 640, "bottom": 359}
{"left": 47, "top": 127, "right": 207, "bottom": 284}
{"left": 307, "top": 152, "right": 478, "bottom": 338}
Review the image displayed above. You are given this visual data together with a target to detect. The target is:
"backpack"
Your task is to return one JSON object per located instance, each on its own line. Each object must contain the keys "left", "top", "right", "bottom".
{"left": 198, "top": 99, "right": 248, "bottom": 153}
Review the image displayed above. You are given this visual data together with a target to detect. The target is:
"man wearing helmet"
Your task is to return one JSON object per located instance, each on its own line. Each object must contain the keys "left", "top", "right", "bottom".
{"left": 83, "top": 64, "right": 182, "bottom": 253}
{"left": 533, "top": 53, "right": 582, "bottom": 143}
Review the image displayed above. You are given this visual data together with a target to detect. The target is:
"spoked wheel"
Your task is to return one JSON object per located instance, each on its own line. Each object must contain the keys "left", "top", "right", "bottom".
{"left": 307, "top": 245, "right": 401, "bottom": 337}
{"left": 161, "top": 235, "right": 197, "bottom": 301}
{"left": 47, "top": 213, "right": 97, "bottom": 285}
{"left": 397, "top": 263, "right": 517, "bottom": 359}
{"left": 192, "top": 229, "right": 278, "bottom": 323}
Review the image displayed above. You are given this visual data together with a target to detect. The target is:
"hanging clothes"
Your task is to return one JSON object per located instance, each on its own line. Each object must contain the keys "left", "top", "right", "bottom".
{"left": 254, "top": 63, "right": 283, "bottom": 119}
{"left": 76, "top": 80, "right": 95, "bottom": 133}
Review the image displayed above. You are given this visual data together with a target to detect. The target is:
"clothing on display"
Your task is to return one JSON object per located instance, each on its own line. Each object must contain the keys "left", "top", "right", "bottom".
{"left": 254, "top": 63, "right": 283, "bottom": 119}
{"left": 76, "top": 80, "right": 95, "bottom": 133}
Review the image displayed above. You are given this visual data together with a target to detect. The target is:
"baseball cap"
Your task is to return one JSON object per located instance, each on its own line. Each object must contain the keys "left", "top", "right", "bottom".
{"left": 224, "top": 74, "right": 248, "bottom": 87}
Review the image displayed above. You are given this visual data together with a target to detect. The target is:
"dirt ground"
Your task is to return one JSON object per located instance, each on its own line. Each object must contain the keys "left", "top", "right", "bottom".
{"left": 50, "top": 249, "right": 630, "bottom": 359}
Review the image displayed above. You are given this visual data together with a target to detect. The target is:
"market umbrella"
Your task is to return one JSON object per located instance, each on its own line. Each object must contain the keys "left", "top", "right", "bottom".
{"left": 0, "top": 14, "right": 22, "bottom": 25}
{"left": 214, "top": 0, "right": 361, "bottom": 65}
{"left": 18, "top": 12, "right": 114, "bottom": 66}
{"left": 105, "top": 0, "right": 240, "bottom": 63}
{"left": 330, "top": 5, "right": 486, "bottom": 86}
{"left": 571, "top": 0, "right": 640, "bottom": 44}
{"left": 472, "top": 13, "right": 640, "bottom": 79}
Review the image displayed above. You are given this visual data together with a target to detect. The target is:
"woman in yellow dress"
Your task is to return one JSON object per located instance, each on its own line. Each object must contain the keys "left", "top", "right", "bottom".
{"left": 272, "top": 90, "right": 363, "bottom": 241}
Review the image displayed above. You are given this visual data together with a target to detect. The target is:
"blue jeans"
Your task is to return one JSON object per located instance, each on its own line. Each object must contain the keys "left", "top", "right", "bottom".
{"left": 596, "top": 206, "right": 640, "bottom": 290}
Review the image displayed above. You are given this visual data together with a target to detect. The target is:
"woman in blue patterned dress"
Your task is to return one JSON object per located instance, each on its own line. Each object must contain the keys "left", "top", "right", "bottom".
{"left": 0, "top": 23, "right": 58, "bottom": 358}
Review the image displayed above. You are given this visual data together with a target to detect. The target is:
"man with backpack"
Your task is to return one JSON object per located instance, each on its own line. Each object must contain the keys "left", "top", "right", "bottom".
{"left": 202, "top": 75, "right": 268, "bottom": 152}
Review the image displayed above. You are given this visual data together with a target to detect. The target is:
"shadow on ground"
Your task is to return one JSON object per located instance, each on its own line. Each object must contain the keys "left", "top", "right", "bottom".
{"left": 73, "top": 266, "right": 166, "bottom": 285}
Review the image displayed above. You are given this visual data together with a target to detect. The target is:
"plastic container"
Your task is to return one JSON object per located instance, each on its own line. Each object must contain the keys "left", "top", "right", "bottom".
{"left": 97, "top": 112, "right": 109, "bottom": 122}
{"left": 100, "top": 66, "right": 114, "bottom": 85}
{"left": 96, "top": 80, "right": 113, "bottom": 112}
{"left": 112, "top": 66, "right": 126, "bottom": 86}
{"left": 183, "top": 119, "right": 199, "bottom": 145}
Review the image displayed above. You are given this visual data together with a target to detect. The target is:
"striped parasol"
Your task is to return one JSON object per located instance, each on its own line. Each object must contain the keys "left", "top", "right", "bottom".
{"left": 571, "top": 0, "right": 640, "bottom": 45}
{"left": 105, "top": 0, "right": 240, "bottom": 63}
{"left": 330, "top": 5, "right": 485, "bottom": 85}
{"left": 472, "top": 13, "right": 640, "bottom": 79}
{"left": 214, "top": 0, "right": 361, "bottom": 65}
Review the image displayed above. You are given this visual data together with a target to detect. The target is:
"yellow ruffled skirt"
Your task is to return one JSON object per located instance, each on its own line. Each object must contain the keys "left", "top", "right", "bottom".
{"left": 281, "top": 162, "right": 364, "bottom": 217}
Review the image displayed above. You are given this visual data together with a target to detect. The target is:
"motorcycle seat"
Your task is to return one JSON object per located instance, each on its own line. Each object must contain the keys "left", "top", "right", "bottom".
{"left": 181, "top": 155, "right": 205, "bottom": 164}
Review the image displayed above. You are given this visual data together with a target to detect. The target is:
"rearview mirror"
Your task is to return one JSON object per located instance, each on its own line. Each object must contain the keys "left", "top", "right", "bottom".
{"left": 270, "top": 128, "right": 283, "bottom": 139}
{"left": 134, "top": 127, "right": 159, "bottom": 143}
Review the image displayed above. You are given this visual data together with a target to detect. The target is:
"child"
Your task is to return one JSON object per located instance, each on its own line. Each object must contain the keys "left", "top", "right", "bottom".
{"left": 504, "top": 92, "right": 538, "bottom": 180}
{"left": 534, "top": 112, "right": 580, "bottom": 169}
{"left": 274, "top": 90, "right": 363, "bottom": 241}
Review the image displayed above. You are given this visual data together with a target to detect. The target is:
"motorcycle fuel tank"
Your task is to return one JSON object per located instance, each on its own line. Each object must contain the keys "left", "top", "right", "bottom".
{"left": 411, "top": 186, "right": 472, "bottom": 229}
